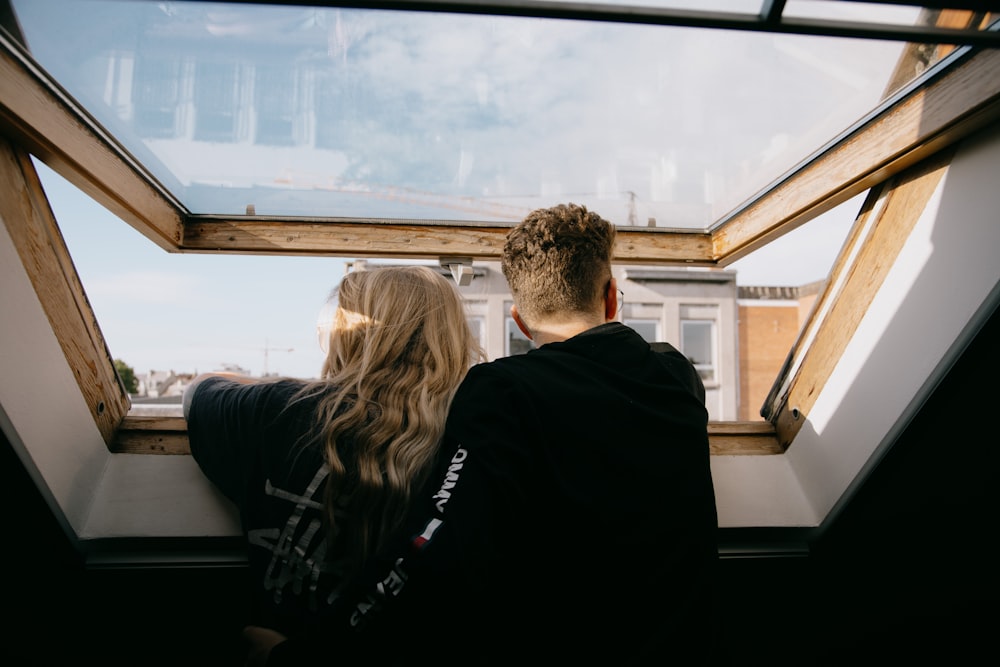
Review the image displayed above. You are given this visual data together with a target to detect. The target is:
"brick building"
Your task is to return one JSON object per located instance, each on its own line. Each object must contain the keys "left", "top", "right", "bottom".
{"left": 737, "top": 281, "right": 824, "bottom": 420}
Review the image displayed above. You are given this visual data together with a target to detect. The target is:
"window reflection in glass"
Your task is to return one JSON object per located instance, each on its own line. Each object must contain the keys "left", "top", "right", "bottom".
{"left": 10, "top": 0, "right": 917, "bottom": 224}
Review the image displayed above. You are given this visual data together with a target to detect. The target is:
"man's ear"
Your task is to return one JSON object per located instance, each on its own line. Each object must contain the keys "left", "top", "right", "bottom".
{"left": 604, "top": 276, "right": 619, "bottom": 321}
{"left": 510, "top": 305, "right": 533, "bottom": 340}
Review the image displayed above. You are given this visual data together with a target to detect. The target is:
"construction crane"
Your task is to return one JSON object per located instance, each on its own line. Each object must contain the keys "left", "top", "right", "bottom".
{"left": 261, "top": 339, "right": 294, "bottom": 377}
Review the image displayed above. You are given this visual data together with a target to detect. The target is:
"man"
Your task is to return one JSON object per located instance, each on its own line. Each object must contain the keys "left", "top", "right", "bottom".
{"left": 254, "top": 203, "right": 720, "bottom": 665}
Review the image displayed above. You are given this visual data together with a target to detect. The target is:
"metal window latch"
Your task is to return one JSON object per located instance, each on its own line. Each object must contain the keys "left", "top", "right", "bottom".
{"left": 440, "top": 256, "right": 474, "bottom": 286}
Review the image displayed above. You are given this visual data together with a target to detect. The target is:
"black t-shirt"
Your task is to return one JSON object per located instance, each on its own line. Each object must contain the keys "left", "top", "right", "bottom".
{"left": 269, "top": 323, "right": 720, "bottom": 665}
{"left": 186, "top": 376, "right": 354, "bottom": 637}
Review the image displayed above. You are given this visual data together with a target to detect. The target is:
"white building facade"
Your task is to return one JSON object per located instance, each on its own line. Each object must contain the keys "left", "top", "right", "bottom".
{"left": 412, "top": 260, "right": 740, "bottom": 422}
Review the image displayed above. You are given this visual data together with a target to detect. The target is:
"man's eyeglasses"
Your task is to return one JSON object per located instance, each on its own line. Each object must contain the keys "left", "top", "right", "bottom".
{"left": 616, "top": 289, "right": 624, "bottom": 317}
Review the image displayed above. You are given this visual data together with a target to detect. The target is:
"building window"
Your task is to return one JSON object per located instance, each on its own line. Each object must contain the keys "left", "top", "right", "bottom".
{"left": 625, "top": 318, "right": 659, "bottom": 343}
{"left": 681, "top": 319, "right": 716, "bottom": 383}
{"left": 506, "top": 317, "right": 534, "bottom": 356}
{"left": 467, "top": 316, "right": 486, "bottom": 352}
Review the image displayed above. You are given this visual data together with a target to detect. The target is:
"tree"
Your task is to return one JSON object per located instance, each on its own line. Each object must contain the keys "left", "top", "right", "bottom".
{"left": 114, "top": 359, "right": 138, "bottom": 394}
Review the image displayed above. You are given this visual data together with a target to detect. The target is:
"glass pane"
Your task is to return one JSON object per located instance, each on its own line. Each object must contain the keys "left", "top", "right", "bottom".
{"left": 11, "top": 0, "right": 922, "bottom": 228}
{"left": 681, "top": 319, "right": 715, "bottom": 382}
{"left": 681, "top": 320, "right": 713, "bottom": 365}
{"left": 542, "top": 0, "right": 759, "bottom": 9}
{"left": 783, "top": 1, "right": 923, "bottom": 25}
{"left": 625, "top": 319, "right": 659, "bottom": 343}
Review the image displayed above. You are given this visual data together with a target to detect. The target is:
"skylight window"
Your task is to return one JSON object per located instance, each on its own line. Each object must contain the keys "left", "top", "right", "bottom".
{"left": 3, "top": 0, "right": 999, "bottom": 564}
{"left": 10, "top": 0, "right": 923, "bottom": 227}
{"left": 2, "top": 0, "right": 996, "bottom": 433}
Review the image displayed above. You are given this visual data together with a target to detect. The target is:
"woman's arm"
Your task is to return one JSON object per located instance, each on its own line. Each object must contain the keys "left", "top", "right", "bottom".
{"left": 182, "top": 372, "right": 260, "bottom": 421}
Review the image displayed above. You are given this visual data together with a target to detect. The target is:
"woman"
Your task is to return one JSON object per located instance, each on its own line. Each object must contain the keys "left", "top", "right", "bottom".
{"left": 183, "top": 265, "right": 485, "bottom": 640}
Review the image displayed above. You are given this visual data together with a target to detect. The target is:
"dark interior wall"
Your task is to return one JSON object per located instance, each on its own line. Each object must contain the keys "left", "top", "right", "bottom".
{"left": 802, "top": 300, "right": 999, "bottom": 665}
{"left": 1, "top": 432, "right": 252, "bottom": 666}
{"left": 2, "top": 303, "right": 997, "bottom": 666}
{"left": 709, "top": 302, "right": 999, "bottom": 666}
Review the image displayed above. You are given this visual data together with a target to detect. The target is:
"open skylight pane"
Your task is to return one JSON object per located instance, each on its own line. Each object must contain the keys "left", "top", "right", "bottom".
{"left": 11, "top": 0, "right": 918, "bottom": 229}
{"left": 783, "top": 1, "right": 926, "bottom": 26}
{"left": 529, "top": 0, "right": 760, "bottom": 10}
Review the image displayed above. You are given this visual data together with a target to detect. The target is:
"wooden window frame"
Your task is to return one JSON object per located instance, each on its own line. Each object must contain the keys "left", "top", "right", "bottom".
{"left": 2, "top": 10, "right": 998, "bottom": 462}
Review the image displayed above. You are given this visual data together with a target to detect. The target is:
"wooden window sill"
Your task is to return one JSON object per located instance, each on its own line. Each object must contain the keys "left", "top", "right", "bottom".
{"left": 112, "top": 416, "right": 784, "bottom": 456}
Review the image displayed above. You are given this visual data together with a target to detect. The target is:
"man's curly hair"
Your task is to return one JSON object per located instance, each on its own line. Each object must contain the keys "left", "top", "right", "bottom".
{"left": 501, "top": 203, "right": 616, "bottom": 327}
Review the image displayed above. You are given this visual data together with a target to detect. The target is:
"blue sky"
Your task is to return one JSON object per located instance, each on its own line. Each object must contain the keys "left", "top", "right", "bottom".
{"left": 40, "top": 161, "right": 344, "bottom": 379}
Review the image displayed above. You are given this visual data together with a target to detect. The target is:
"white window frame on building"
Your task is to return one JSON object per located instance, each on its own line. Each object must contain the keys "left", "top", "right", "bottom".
{"left": 620, "top": 269, "right": 739, "bottom": 421}
{"left": 681, "top": 308, "right": 719, "bottom": 386}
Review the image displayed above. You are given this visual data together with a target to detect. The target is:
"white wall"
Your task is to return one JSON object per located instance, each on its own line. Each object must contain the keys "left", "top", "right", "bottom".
{"left": 714, "top": 122, "right": 1000, "bottom": 529}
{"left": 0, "top": 215, "right": 108, "bottom": 539}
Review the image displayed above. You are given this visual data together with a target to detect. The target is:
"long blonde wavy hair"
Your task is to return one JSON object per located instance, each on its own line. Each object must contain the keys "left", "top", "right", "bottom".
{"left": 297, "top": 265, "right": 485, "bottom": 573}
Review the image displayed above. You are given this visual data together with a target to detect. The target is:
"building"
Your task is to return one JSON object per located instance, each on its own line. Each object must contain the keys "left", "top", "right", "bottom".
{"left": 434, "top": 260, "right": 744, "bottom": 421}
{"left": 738, "top": 281, "right": 824, "bottom": 420}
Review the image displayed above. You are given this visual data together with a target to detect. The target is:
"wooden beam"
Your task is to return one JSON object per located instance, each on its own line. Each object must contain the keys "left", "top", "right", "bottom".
{"left": 708, "top": 421, "right": 785, "bottom": 456}
{"left": 180, "top": 218, "right": 512, "bottom": 260}
{"left": 768, "top": 148, "right": 954, "bottom": 449}
{"left": 0, "top": 31, "right": 184, "bottom": 251}
{"left": 711, "top": 45, "right": 1000, "bottom": 267}
{"left": 111, "top": 416, "right": 191, "bottom": 456}
{"left": 615, "top": 228, "right": 715, "bottom": 265}
{"left": 880, "top": 10, "right": 997, "bottom": 97}
{"left": 113, "top": 415, "right": 782, "bottom": 456}
{"left": 181, "top": 216, "right": 716, "bottom": 264}
{"left": 0, "top": 137, "right": 129, "bottom": 445}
